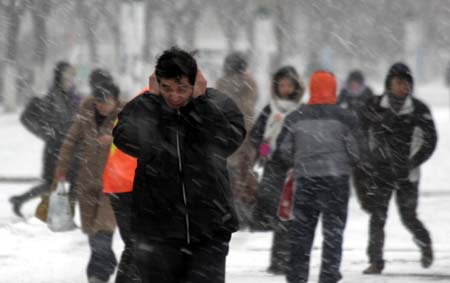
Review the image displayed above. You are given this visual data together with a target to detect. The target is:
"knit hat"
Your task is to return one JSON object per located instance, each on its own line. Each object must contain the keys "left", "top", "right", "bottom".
{"left": 384, "top": 62, "right": 413, "bottom": 90}
{"left": 347, "top": 70, "right": 364, "bottom": 84}
{"left": 309, "top": 71, "right": 337, "bottom": 105}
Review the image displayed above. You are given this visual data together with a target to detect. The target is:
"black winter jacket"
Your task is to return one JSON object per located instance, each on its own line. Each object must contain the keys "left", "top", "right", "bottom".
{"left": 113, "top": 88, "right": 246, "bottom": 243}
{"left": 362, "top": 94, "right": 437, "bottom": 179}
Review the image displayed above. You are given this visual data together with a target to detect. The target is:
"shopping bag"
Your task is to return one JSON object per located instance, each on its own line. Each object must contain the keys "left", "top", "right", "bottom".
{"left": 35, "top": 195, "right": 50, "bottom": 223}
{"left": 277, "top": 170, "right": 295, "bottom": 221}
{"left": 47, "top": 181, "right": 76, "bottom": 232}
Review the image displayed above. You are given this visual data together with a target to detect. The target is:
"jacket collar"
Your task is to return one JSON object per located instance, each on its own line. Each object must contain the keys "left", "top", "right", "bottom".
{"left": 380, "top": 93, "right": 414, "bottom": 115}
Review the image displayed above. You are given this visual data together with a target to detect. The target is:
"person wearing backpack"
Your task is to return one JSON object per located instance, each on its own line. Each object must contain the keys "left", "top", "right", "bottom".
{"left": 9, "top": 61, "right": 81, "bottom": 217}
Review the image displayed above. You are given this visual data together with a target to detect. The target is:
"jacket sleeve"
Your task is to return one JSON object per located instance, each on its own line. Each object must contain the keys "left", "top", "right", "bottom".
{"left": 271, "top": 117, "right": 295, "bottom": 171}
{"left": 112, "top": 97, "right": 141, "bottom": 158}
{"left": 249, "top": 105, "right": 270, "bottom": 150}
{"left": 344, "top": 113, "right": 364, "bottom": 164}
{"left": 56, "top": 115, "right": 84, "bottom": 176}
{"left": 409, "top": 105, "right": 437, "bottom": 169}
{"left": 187, "top": 91, "right": 246, "bottom": 158}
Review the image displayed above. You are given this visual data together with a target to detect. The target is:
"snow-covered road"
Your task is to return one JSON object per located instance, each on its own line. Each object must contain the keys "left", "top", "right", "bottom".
{"left": 0, "top": 104, "right": 449, "bottom": 283}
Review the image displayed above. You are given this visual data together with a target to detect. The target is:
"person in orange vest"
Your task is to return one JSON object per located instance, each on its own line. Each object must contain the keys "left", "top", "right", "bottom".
{"left": 102, "top": 88, "right": 147, "bottom": 283}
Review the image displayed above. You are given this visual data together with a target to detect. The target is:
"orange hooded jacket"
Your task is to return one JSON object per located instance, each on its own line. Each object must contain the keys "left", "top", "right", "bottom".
{"left": 102, "top": 87, "right": 149, "bottom": 194}
{"left": 308, "top": 71, "right": 337, "bottom": 105}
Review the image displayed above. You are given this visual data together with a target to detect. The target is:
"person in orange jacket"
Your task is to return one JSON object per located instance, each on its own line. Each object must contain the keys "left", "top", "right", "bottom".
{"left": 102, "top": 88, "right": 147, "bottom": 283}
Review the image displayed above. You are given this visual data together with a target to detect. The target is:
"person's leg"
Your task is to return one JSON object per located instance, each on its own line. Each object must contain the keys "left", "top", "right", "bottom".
{"left": 87, "top": 231, "right": 118, "bottom": 282}
{"left": 268, "top": 223, "right": 290, "bottom": 274}
{"left": 9, "top": 181, "right": 51, "bottom": 217}
{"left": 365, "top": 177, "right": 393, "bottom": 273}
{"left": 109, "top": 192, "right": 133, "bottom": 283}
{"left": 352, "top": 167, "right": 371, "bottom": 212}
{"left": 185, "top": 233, "right": 231, "bottom": 283}
{"left": 131, "top": 240, "right": 184, "bottom": 283}
{"left": 395, "top": 180, "right": 433, "bottom": 267}
{"left": 319, "top": 176, "right": 350, "bottom": 283}
{"left": 287, "top": 177, "right": 321, "bottom": 283}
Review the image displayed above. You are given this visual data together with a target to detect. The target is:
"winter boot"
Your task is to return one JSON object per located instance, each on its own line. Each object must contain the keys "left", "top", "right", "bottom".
{"left": 267, "top": 265, "right": 287, "bottom": 275}
{"left": 363, "top": 261, "right": 384, "bottom": 275}
{"left": 9, "top": 196, "right": 24, "bottom": 218}
{"left": 421, "top": 245, "right": 433, "bottom": 268}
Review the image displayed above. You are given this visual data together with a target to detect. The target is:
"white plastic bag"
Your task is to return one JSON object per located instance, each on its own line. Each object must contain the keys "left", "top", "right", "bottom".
{"left": 47, "top": 181, "right": 76, "bottom": 232}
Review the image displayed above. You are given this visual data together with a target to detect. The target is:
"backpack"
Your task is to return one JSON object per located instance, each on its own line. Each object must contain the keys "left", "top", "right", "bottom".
{"left": 20, "top": 96, "right": 52, "bottom": 140}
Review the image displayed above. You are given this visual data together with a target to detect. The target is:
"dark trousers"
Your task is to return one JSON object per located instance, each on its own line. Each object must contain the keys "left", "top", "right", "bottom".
{"left": 109, "top": 193, "right": 133, "bottom": 283}
{"left": 367, "top": 176, "right": 431, "bottom": 264}
{"left": 287, "top": 176, "right": 350, "bottom": 283}
{"left": 87, "top": 231, "right": 117, "bottom": 282}
{"left": 269, "top": 223, "right": 290, "bottom": 272}
{"left": 132, "top": 234, "right": 231, "bottom": 283}
{"left": 13, "top": 180, "right": 77, "bottom": 207}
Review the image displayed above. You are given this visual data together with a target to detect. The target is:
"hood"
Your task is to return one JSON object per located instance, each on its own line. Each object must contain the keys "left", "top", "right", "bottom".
{"left": 309, "top": 71, "right": 337, "bottom": 105}
{"left": 384, "top": 62, "right": 414, "bottom": 91}
{"left": 271, "top": 65, "right": 305, "bottom": 103}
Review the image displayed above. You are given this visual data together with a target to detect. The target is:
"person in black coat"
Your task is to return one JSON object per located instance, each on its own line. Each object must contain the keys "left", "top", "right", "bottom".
{"left": 338, "top": 70, "right": 374, "bottom": 211}
{"left": 112, "top": 47, "right": 246, "bottom": 283}
{"left": 338, "top": 70, "right": 374, "bottom": 115}
{"left": 361, "top": 63, "right": 438, "bottom": 274}
{"left": 10, "top": 62, "right": 81, "bottom": 217}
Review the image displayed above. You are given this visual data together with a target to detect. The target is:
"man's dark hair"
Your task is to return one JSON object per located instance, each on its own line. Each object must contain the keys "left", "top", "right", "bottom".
{"left": 155, "top": 47, "right": 197, "bottom": 85}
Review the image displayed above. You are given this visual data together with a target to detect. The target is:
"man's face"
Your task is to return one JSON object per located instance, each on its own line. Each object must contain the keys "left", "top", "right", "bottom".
{"left": 159, "top": 76, "right": 194, "bottom": 109}
{"left": 62, "top": 67, "right": 76, "bottom": 91}
{"left": 348, "top": 81, "right": 363, "bottom": 94}
{"left": 390, "top": 77, "right": 411, "bottom": 98}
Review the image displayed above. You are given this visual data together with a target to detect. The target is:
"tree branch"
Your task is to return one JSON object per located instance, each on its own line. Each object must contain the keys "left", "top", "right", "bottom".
{"left": 16, "top": 0, "right": 30, "bottom": 15}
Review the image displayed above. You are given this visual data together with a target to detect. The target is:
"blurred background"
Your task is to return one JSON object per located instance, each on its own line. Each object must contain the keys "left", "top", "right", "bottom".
{"left": 1, "top": 0, "right": 450, "bottom": 111}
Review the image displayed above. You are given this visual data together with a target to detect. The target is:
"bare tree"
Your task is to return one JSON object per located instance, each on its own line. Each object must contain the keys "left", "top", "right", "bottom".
{"left": 76, "top": 0, "right": 104, "bottom": 65}
{"left": 142, "top": 0, "right": 161, "bottom": 64}
{"left": 0, "top": 0, "right": 30, "bottom": 111}
{"left": 215, "top": 0, "right": 252, "bottom": 52}
{"left": 101, "top": 0, "right": 123, "bottom": 70}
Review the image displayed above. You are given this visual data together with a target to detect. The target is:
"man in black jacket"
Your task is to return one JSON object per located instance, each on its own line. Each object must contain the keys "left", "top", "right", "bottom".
{"left": 362, "top": 63, "right": 437, "bottom": 274}
{"left": 338, "top": 70, "right": 374, "bottom": 212}
{"left": 112, "top": 47, "right": 246, "bottom": 283}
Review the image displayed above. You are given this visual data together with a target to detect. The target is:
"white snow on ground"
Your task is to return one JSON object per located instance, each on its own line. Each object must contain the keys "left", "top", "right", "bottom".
{"left": 0, "top": 84, "right": 449, "bottom": 283}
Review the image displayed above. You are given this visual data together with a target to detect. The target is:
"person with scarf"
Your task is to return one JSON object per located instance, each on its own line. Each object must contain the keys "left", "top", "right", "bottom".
{"left": 250, "top": 66, "right": 304, "bottom": 274}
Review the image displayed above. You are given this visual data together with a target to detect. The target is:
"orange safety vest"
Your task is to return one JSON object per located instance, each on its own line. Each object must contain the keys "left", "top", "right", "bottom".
{"left": 102, "top": 87, "right": 149, "bottom": 194}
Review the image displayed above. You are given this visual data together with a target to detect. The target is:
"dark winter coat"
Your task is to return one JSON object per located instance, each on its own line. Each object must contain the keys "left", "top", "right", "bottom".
{"left": 361, "top": 94, "right": 437, "bottom": 180}
{"left": 249, "top": 66, "right": 304, "bottom": 230}
{"left": 338, "top": 86, "right": 374, "bottom": 119}
{"left": 21, "top": 86, "right": 81, "bottom": 182}
{"left": 112, "top": 89, "right": 246, "bottom": 243}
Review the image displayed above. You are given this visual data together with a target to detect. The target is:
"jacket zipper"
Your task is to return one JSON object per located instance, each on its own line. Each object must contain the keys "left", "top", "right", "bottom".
{"left": 176, "top": 111, "right": 191, "bottom": 244}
